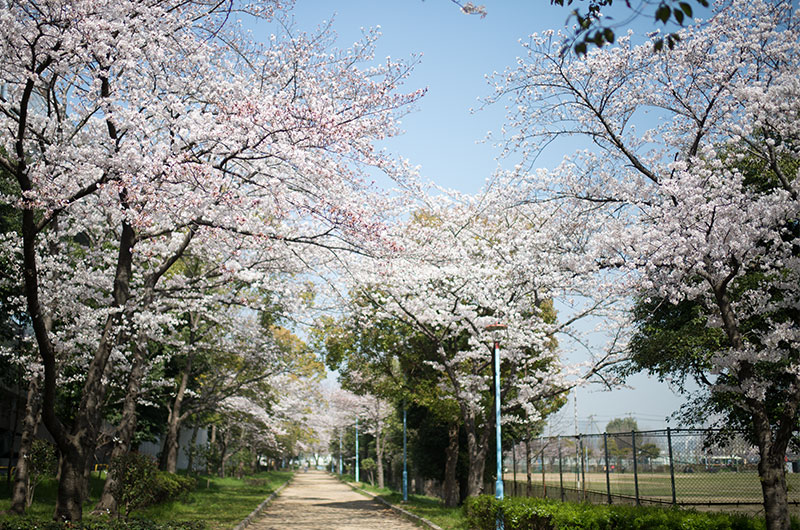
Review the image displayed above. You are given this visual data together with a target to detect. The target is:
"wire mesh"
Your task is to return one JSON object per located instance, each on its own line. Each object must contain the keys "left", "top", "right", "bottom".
{"left": 503, "top": 429, "right": 800, "bottom": 512}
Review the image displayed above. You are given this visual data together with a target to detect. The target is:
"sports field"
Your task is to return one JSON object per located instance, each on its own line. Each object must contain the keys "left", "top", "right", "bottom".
{"left": 503, "top": 470, "right": 800, "bottom": 505}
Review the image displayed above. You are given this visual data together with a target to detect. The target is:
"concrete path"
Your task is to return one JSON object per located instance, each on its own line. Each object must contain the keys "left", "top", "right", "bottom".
{"left": 249, "top": 470, "right": 421, "bottom": 529}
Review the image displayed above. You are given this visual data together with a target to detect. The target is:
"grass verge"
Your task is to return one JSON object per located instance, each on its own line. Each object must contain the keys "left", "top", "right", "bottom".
{"left": 342, "top": 478, "right": 468, "bottom": 530}
{"left": 0, "top": 471, "right": 292, "bottom": 530}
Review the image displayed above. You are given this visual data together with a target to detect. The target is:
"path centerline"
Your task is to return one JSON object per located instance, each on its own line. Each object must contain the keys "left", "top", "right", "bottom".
{"left": 249, "top": 470, "right": 421, "bottom": 529}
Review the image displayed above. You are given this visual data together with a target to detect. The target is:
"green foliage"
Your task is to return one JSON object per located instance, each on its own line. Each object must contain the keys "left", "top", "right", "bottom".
{"left": 24, "top": 440, "right": 58, "bottom": 507}
{"left": 605, "top": 417, "right": 638, "bottom": 434}
{"left": 548, "top": 0, "right": 707, "bottom": 55}
{"left": 361, "top": 457, "right": 376, "bottom": 485}
{"left": 109, "top": 453, "right": 159, "bottom": 519}
{"left": 151, "top": 472, "right": 196, "bottom": 505}
{"left": 464, "top": 495, "right": 776, "bottom": 530}
{"left": 0, "top": 518, "right": 206, "bottom": 530}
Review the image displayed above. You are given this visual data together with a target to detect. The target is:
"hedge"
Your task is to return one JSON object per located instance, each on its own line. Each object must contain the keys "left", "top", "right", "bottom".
{"left": 463, "top": 495, "right": 795, "bottom": 530}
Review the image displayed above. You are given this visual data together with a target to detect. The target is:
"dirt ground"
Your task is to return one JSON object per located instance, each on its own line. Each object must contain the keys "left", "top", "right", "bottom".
{"left": 249, "top": 470, "right": 422, "bottom": 529}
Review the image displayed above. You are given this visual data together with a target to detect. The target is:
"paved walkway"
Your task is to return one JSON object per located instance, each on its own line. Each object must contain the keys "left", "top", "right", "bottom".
{"left": 250, "top": 470, "right": 421, "bottom": 529}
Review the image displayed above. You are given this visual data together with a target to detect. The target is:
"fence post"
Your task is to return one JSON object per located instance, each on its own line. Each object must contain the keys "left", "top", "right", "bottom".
{"left": 558, "top": 436, "right": 565, "bottom": 502}
{"left": 604, "top": 432, "right": 612, "bottom": 504}
{"left": 631, "top": 430, "right": 639, "bottom": 505}
{"left": 579, "top": 435, "right": 586, "bottom": 501}
{"left": 667, "top": 427, "right": 677, "bottom": 505}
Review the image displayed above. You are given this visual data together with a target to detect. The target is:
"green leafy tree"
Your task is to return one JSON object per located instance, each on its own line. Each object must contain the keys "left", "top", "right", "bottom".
{"left": 21, "top": 439, "right": 58, "bottom": 509}
{"left": 361, "top": 457, "right": 376, "bottom": 486}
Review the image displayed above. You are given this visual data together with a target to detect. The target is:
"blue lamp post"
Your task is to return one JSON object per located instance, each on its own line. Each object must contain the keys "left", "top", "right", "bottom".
{"left": 486, "top": 322, "right": 507, "bottom": 530}
{"left": 355, "top": 417, "right": 360, "bottom": 483}
{"left": 339, "top": 429, "right": 343, "bottom": 475}
{"left": 403, "top": 404, "right": 408, "bottom": 502}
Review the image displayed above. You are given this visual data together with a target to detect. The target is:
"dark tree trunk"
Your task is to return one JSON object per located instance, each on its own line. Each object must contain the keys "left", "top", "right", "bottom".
{"left": 10, "top": 374, "right": 42, "bottom": 513}
{"left": 443, "top": 422, "right": 460, "bottom": 507}
{"left": 375, "top": 418, "right": 385, "bottom": 489}
{"left": 753, "top": 406, "right": 794, "bottom": 530}
{"left": 54, "top": 442, "right": 89, "bottom": 522}
{"left": 162, "top": 318, "right": 197, "bottom": 474}
{"left": 760, "top": 453, "right": 790, "bottom": 530}
{"left": 94, "top": 341, "right": 149, "bottom": 515}
{"left": 525, "top": 439, "right": 532, "bottom": 497}
{"left": 187, "top": 425, "right": 199, "bottom": 474}
{"left": 207, "top": 425, "right": 216, "bottom": 475}
{"left": 711, "top": 284, "right": 794, "bottom": 530}
{"left": 463, "top": 412, "right": 491, "bottom": 498}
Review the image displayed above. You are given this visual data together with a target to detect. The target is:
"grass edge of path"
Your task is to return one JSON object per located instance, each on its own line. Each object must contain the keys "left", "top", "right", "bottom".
{"left": 335, "top": 474, "right": 468, "bottom": 530}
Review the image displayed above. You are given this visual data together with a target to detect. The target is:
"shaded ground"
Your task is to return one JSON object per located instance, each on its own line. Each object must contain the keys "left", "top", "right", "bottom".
{"left": 250, "top": 470, "right": 421, "bottom": 529}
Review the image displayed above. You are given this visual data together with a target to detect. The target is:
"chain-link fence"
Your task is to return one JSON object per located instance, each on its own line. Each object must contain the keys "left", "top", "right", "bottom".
{"left": 500, "top": 429, "right": 800, "bottom": 512}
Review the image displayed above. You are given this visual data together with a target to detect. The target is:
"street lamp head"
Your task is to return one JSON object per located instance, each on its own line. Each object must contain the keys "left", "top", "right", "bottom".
{"left": 485, "top": 322, "right": 507, "bottom": 333}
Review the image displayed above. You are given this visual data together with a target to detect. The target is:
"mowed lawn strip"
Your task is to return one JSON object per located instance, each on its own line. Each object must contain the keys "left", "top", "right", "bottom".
{"left": 0, "top": 471, "right": 292, "bottom": 530}
{"left": 347, "top": 480, "right": 468, "bottom": 530}
{"left": 134, "top": 471, "right": 292, "bottom": 529}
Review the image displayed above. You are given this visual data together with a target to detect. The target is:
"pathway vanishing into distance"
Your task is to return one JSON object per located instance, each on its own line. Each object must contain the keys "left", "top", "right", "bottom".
{"left": 250, "top": 470, "right": 422, "bottom": 529}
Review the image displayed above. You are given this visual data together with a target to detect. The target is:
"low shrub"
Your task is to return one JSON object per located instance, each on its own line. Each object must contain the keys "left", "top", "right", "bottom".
{"left": 109, "top": 453, "right": 159, "bottom": 519}
{"left": 464, "top": 496, "right": 776, "bottom": 530}
{"left": 0, "top": 517, "right": 205, "bottom": 530}
{"left": 151, "top": 472, "right": 196, "bottom": 504}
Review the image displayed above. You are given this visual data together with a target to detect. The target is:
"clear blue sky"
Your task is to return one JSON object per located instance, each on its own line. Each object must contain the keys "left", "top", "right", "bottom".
{"left": 265, "top": 1, "right": 696, "bottom": 431}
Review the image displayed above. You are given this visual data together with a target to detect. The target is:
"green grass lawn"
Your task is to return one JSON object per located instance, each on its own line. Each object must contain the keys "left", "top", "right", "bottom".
{"left": 0, "top": 471, "right": 292, "bottom": 529}
{"left": 343, "top": 478, "right": 469, "bottom": 530}
{"left": 134, "top": 471, "right": 291, "bottom": 529}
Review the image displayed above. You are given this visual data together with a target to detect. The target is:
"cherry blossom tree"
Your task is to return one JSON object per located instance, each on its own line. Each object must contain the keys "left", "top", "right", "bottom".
{"left": 0, "top": 0, "right": 421, "bottom": 520}
{"left": 340, "top": 184, "right": 620, "bottom": 498}
{"left": 488, "top": 1, "right": 799, "bottom": 527}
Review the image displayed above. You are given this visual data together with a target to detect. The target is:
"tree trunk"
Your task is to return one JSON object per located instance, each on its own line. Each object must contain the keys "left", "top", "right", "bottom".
{"left": 162, "top": 321, "right": 196, "bottom": 474}
{"left": 162, "top": 356, "right": 192, "bottom": 473}
{"left": 161, "top": 417, "right": 181, "bottom": 474}
{"left": 219, "top": 430, "right": 230, "bottom": 478}
{"left": 7, "top": 365, "right": 23, "bottom": 488}
{"left": 464, "top": 413, "right": 491, "bottom": 497}
{"left": 758, "top": 442, "right": 790, "bottom": 530}
{"left": 525, "top": 439, "right": 532, "bottom": 497}
{"left": 10, "top": 374, "right": 42, "bottom": 514}
{"left": 443, "top": 422, "right": 460, "bottom": 507}
{"left": 376, "top": 420, "right": 385, "bottom": 489}
{"left": 187, "top": 425, "right": 199, "bottom": 474}
{"left": 753, "top": 408, "right": 792, "bottom": 530}
{"left": 54, "top": 441, "right": 89, "bottom": 522}
{"left": 712, "top": 285, "right": 792, "bottom": 530}
{"left": 207, "top": 425, "right": 216, "bottom": 475}
{"left": 94, "top": 341, "right": 149, "bottom": 515}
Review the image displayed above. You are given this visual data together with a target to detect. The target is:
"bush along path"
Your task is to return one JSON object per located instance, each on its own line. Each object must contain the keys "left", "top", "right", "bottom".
{"left": 464, "top": 495, "right": 791, "bottom": 530}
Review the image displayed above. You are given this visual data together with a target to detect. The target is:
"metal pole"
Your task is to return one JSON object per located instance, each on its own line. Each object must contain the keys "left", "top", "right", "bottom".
{"left": 493, "top": 337, "right": 504, "bottom": 530}
{"left": 579, "top": 435, "right": 586, "bottom": 501}
{"left": 355, "top": 418, "right": 360, "bottom": 483}
{"left": 558, "top": 436, "right": 564, "bottom": 502}
{"left": 493, "top": 337, "right": 503, "bottom": 501}
{"left": 667, "top": 427, "right": 677, "bottom": 505}
{"left": 339, "top": 430, "right": 343, "bottom": 475}
{"left": 631, "top": 430, "right": 639, "bottom": 505}
{"left": 403, "top": 405, "right": 408, "bottom": 502}
{"left": 604, "top": 432, "right": 612, "bottom": 504}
